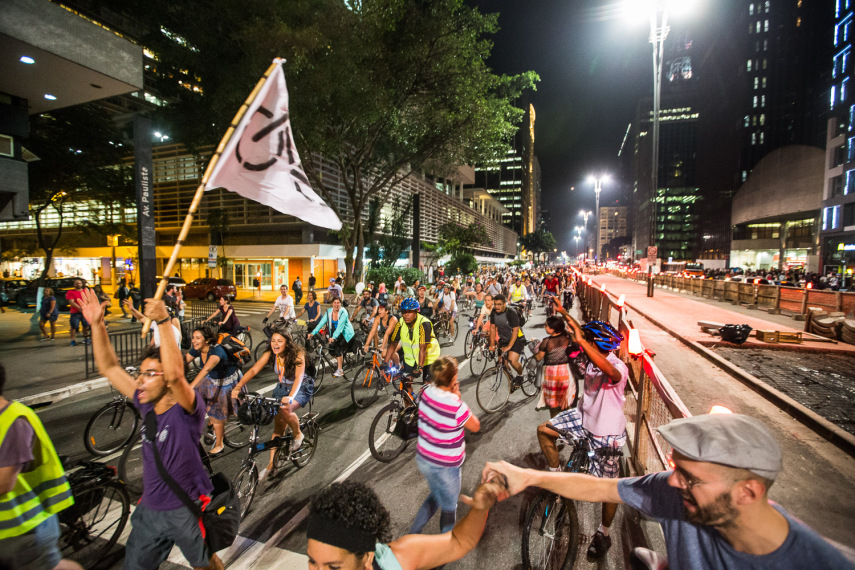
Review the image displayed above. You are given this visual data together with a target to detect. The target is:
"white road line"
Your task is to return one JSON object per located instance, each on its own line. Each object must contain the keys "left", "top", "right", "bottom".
{"left": 25, "top": 377, "right": 110, "bottom": 409}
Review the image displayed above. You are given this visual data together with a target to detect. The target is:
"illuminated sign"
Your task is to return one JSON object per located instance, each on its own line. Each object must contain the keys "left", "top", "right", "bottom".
{"left": 837, "top": 243, "right": 855, "bottom": 251}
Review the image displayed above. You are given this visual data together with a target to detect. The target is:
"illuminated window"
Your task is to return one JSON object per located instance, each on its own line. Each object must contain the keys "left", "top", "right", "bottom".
{"left": 762, "top": 76, "right": 767, "bottom": 88}
{"left": 763, "top": 58, "right": 768, "bottom": 69}
{"left": 756, "top": 21, "right": 761, "bottom": 33}
{"left": 764, "top": 19, "right": 769, "bottom": 32}
{"left": 761, "top": 94, "right": 766, "bottom": 106}
{"left": 744, "top": 115, "right": 750, "bottom": 127}
{"left": 742, "top": 170, "right": 748, "bottom": 182}
{"left": 760, "top": 113, "right": 766, "bottom": 125}
{"left": 754, "top": 77, "right": 759, "bottom": 89}
{"left": 760, "top": 131, "right": 765, "bottom": 144}
{"left": 753, "top": 95, "right": 758, "bottom": 108}
{"left": 796, "top": 17, "right": 801, "bottom": 27}
{"left": 747, "top": 59, "right": 753, "bottom": 72}
{"left": 765, "top": 0, "right": 770, "bottom": 12}
{"left": 752, "top": 115, "right": 757, "bottom": 126}
{"left": 751, "top": 132, "right": 757, "bottom": 145}
{"left": 749, "top": 3, "right": 755, "bottom": 15}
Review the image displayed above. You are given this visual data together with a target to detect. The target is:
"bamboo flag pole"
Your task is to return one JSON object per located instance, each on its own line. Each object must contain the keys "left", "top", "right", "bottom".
{"left": 141, "top": 59, "right": 282, "bottom": 336}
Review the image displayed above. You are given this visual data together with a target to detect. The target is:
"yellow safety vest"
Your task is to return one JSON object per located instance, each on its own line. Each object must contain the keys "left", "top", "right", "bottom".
{"left": 399, "top": 314, "right": 441, "bottom": 368}
{"left": 509, "top": 285, "right": 525, "bottom": 302}
{"left": 0, "top": 402, "right": 74, "bottom": 539}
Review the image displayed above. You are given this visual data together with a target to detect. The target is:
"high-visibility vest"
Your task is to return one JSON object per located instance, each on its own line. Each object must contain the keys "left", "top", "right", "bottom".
{"left": 399, "top": 314, "right": 440, "bottom": 367}
{"left": 509, "top": 285, "right": 525, "bottom": 302}
{"left": 0, "top": 402, "right": 74, "bottom": 539}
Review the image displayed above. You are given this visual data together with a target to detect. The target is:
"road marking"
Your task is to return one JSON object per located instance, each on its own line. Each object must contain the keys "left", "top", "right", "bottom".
{"left": 24, "top": 377, "right": 109, "bottom": 409}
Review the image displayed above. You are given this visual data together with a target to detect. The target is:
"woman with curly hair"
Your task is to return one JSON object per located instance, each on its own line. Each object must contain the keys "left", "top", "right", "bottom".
{"left": 186, "top": 326, "right": 242, "bottom": 455}
{"left": 231, "top": 330, "right": 313, "bottom": 479}
{"left": 306, "top": 477, "right": 507, "bottom": 570}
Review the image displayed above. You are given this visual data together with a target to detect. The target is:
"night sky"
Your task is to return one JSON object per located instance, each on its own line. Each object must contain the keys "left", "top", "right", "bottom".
{"left": 470, "top": 0, "right": 660, "bottom": 251}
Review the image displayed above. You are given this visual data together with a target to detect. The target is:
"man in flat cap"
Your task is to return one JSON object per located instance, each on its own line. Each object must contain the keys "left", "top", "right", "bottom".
{"left": 483, "top": 413, "right": 854, "bottom": 569}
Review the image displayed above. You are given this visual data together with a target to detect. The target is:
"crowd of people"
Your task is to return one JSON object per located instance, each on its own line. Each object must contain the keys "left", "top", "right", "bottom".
{"left": 1, "top": 265, "right": 853, "bottom": 570}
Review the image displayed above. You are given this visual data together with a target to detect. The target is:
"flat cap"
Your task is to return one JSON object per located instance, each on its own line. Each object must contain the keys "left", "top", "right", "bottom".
{"left": 658, "top": 414, "right": 783, "bottom": 480}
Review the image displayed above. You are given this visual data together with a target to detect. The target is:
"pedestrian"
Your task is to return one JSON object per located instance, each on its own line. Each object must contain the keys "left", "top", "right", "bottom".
{"left": 308, "top": 273, "right": 316, "bottom": 292}
{"left": 486, "top": 413, "right": 855, "bottom": 570}
{"left": 65, "top": 278, "right": 90, "bottom": 346}
{"left": 253, "top": 275, "right": 261, "bottom": 298}
{"left": 0, "top": 362, "right": 83, "bottom": 570}
{"left": 533, "top": 314, "right": 576, "bottom": 417}
{"left": 38, "top": 287, "right": 59, "bottom": 341}
{"left": 78, "top": 291, "right": 223, "bottom": 569}
{"left": 306, "top": 478, "right": 507, "bottom": 570}
{"left": 175, "top": 287, "right": 186, "bottom": 320}
{"left": 293, "top": 275, "right": 303, "bottom": 304}
{"left": 410, "top": 356, "right": 480, "bottom": 534}
{"left": 129, "top": 284, "right": 142, "bottom": 323}
{"left": 116, "top": 280, "right": 130, "bottom": 317}
{"left": 296, "top": 291, "right": 322, "bottom": 337}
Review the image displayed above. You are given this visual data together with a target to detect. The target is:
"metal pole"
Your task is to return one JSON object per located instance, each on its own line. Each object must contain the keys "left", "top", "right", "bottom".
{"left": 647, "top": 9, "right": 669, "bottom": 297}
{"left": 594, "top": 181, "right": 602, "bottom": 260}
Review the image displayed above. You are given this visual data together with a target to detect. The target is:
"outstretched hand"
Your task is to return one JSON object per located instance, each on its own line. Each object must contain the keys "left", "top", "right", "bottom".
{"left": 480, "top": 461, "right": 531, "bottom": 497}
{"left": 143, "top": 298, "right": 170, "bottom": 324}
{"left": 459, "top": 474, "right": 509, "bottom": 510}
{"left": 78, "top": 288, "right": 107, "bottom": 325}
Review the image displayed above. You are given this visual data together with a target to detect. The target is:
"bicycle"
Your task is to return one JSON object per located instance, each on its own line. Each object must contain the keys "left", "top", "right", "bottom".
{"left": 368, "top": 372, "right": 426, "bottom": 462}
{"left": 253, "top": 318, "right": 307, "bottom": 362}
{"left": 83, "top": 383, "right": 140, "bottom": 456}
{"left": 59, "top": 459, "right": 131, "bottom": 568}
{"left": 234, "top": 325, "right": 253, "bottom": 352}
{"left": 475, "top": 343, "right": 540, "bottom": 414}
{"left": 350, "top": 347, "right": 401, "bottom": 408}
{"left": 232, "top": 393, "right": 319, "bottom": 518}
{"left": 432, "top": 310, "right": 459, "bottom": 343}
{"left": 521, "top": 432, "right": 624, "bottom": 570}
{"left": 468, "top": 326, "right": 496, "bottom": 377}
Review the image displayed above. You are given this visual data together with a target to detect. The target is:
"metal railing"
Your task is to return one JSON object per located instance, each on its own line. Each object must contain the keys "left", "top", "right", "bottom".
{"left": 575, "top": 273, "right": 692, "bottom": 475}
{"left": 84, "top": 327, "right": 153, "bottom": 378}
{"left": 187, "top": 301, "right": 218, "bottom": 320}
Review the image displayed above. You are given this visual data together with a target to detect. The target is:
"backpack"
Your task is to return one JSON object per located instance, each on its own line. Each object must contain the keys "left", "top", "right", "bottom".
{"left": 511, "top": 305, "right": 527, "bottom": 328}
{"left": 215, "top": 333, "right": 252, "bottom": 368}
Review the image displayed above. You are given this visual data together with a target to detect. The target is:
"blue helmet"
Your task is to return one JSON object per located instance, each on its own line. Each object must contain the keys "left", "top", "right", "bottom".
{"left": 581, "top": 320, "right": 623, "bottom": 352}
{"left": 400, "top": 298, "right": 420, "bottom": 311}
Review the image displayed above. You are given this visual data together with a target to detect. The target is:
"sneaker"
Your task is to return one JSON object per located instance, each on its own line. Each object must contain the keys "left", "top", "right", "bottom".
{"left": 587, "top": 530, "right": 612, "bottom": 559}
{"left": 70, "top": 340, "right": 76, "bottom": 347}
{"left": 290, "top": 433, "right": 305, "bottom": 452}
{"left": 39, "top": 337, "right": 49, "bottom": 342}
{"left": 333, "top": 369, "right": 344, "bottom": 377}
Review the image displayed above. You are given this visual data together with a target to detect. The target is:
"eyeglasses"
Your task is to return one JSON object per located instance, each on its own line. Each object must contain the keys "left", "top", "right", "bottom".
{"left": 134, "top": 369, "right": 165, "bottom": 379}
{"left": 668, "top": 452, "right": 717, "bottom": 490}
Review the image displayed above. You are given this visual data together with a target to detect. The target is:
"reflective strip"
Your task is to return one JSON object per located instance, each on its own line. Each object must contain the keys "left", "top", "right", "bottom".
{"left": 0, "top": 486, "right": 71, "bottom": 533}
{"left": 0, "top": 501, "right": 44, "bottom": 531}
{"left": 0, "top": 476, "right": 67, "bottom": 512}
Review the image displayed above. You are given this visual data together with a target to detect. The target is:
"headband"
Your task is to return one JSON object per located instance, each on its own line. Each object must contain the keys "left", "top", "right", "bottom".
{"left": 306, "top": 513, "right": 376, "bottom": 553}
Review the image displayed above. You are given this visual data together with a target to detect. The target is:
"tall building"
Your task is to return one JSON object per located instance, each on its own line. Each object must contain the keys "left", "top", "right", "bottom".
{"left": 471, "top": 102, "right": 538, "bottom": 236}
{"left": 597, "top": 206, "right": 628, "bottom": 259}
{"left": 820, "top": 0, "right": 855, "bottom": 272}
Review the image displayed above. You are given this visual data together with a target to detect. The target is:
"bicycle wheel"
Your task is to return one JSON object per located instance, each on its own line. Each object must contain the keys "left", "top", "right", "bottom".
{"left": 521, "top": 491, "right": 578, "bottom": 570}
{"left": 60, "top": 480, "right": 131, "bottom": 567}
{"left": 254, "top": 340, "right": 269, "bottom": 363}
{"left": 368, "top": 403, "right": 410, "bottom": 462}
{"left": 223, "top": 418, "right": 252, "bottom": 449}
{"left": 450, "top": 316, "right": 460, "bottom": 343}
{"left": 313, "top": 355, "right": 326, "bottom": 393}
{"left": 520, "top": 358, "right": 539, "bottom": 397}
{"left": 291, "top": 420, "right": 319, "bottom": 468}
{"left": 117, "top": 432, "right": 144, "bottom": 498}
{"left": 234, "top": 463, "right": 259, "bottom": 519}
{"left": 463, "top": 330, "right": 475, "bottom": 359}
{"left": 470, "top": 346, "right": 488, "bottom": 377}
{"left": 351, "top": 364, "right": 384, "bottom": 408}
{"left": 236, "top": 329, "right": 253, "bottom": 352}
{"left": 83, "top": 401, "right": 139, "bottom": 456}
{"left": 476, "top": 365, "right": 511, "bottom": 413}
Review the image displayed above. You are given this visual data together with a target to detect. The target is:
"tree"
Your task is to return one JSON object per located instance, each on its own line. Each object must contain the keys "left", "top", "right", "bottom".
{"left": 27, "top": 105, "right": 133, "bottom": 282}
{"left": 519, "top": 228, "right": 557, "bottom": 256}
{"left": 425, "top": 221, "right": 490, "bottom": 274}
{"left": 122, "top": 0, "right": 538, "bottom": 287}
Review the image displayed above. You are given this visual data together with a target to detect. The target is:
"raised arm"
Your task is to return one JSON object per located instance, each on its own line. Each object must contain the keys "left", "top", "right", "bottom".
{"left": 482, "top": 460, "right": 623, "bottom": 504}
{"left": 78, "top": 289, "right": 136, "bottom": 398}
{"left": 552, "top": 297, "right": 621, "bottom": 382}
{"left": 143, "top": 299, "right": 195, "bottom": 413}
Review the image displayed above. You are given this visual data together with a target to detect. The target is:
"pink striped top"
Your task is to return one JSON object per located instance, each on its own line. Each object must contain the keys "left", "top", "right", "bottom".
{"left": 416, "top": 385, "right": 471, "bottom": 468}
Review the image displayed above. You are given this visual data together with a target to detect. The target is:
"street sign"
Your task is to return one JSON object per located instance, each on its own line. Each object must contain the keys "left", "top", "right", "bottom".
{"left": 647, "top": 246, "right": 657, "bottom": 263}
{"left": 208, "top": 245, "right": 218, "bottom": 268}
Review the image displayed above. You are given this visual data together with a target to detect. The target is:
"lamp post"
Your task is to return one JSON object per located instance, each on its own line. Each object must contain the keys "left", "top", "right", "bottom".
{"left": 587, "top": 174, "right": 610, "bottom": 261}
{"left": 579, "top": 211, "right": 592, "bottom": 262}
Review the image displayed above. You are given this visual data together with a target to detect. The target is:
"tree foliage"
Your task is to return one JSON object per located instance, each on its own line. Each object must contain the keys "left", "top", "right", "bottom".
{"left": 121, "top": 0, "right": 538, "bottom": 286}
{"left": 26, "top": 105, "right": 134, "bottom": 281}
{"left": 520, "top": 228, "right": 557, "bottom": 255}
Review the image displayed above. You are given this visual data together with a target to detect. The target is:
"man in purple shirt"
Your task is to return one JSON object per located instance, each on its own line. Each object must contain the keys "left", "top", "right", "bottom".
{"left": 80, "top": 290, "right": 221, "bottom": 570}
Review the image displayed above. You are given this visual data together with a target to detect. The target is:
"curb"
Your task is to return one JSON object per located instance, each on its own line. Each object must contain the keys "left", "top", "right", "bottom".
{"left": 612, "top": 292, "right": 855, "bottom": 458}
{"left": 19, "top": 377, "right": 110, "bottom": 408}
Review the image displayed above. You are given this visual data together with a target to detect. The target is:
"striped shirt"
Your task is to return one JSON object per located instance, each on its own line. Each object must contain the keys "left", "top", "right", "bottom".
{"left": 416, "top": 385, "right": 472, "bottom": 468}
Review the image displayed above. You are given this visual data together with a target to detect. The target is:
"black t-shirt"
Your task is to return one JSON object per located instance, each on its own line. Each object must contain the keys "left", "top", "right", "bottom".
{"left": 490, "top": 307, "right": 523, "bottom": 344}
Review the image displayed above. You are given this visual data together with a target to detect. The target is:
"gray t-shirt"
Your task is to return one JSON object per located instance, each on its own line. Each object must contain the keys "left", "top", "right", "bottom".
{"left": 618, "top": 472, "right": 854, "bottom": 570}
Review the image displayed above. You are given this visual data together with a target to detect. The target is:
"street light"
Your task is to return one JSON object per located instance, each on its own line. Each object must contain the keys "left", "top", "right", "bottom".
{"left": 579, "top": 210, "right": 592, "bottom": 261}
{"left": 587, "top": 174, "right": 610, "bottom": 261}
{"left": 623, "top": 0, "right": 700, "bottom": 296}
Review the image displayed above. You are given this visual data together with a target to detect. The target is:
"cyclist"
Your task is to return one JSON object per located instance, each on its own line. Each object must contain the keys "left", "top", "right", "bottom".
{"left": 488, "top": 294, "right": 526, "bottom": 384}
{"left": 472, "top": 282, "right": 486, "bottom": 318}
{"left": 362, "top": 302, "right": 398, "bottom": 360}
{"left": 203, "top": 296, "right": 240, "bottom": 335}
{"left": 474, "top": 294, "right": 494, "bottom": 336}
{"left": 484, "top": 413, "right": 855, "bottom": 570}
{"left": 384, "top": 298, "right": 440, "bottom": 383}
{"left": 295, "top": 291, "right": 322, "bottom": 340}
{"left": 308, "top": 297, "right": 355, "bottom": 378}
{"left": 355, "top": 288, "right": 379, "bottom": 330}
{"left": 536, "top": 297, "right": 627, "bottom": 559}
{"left": 416, "top": 284, "right": 434, "bottom": 319}
{"left": 436, "top": 283, "right": 458, "bottom": 338}
{"left": 326, "top": 278, "right": 342, "bottom": 303}
{"left": 187, "top": 326, "right": 243, "bottom": 456}
{"left": 262, "top": 284, "right": 295, "bottom": 327}
{"left": 306, "top": 477, "right": 507, "bottom": 570}
{"left": 533, "top": 315, "right": 577, "bottom": 418}
{"left": 231, "top": 331, "right": 313, "bottom": 479}
{"left": 543, "top": 272, "right": 560, "bottom": 300}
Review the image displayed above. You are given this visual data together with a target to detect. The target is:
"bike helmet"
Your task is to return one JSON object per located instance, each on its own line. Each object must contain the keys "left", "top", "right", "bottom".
{"left": 400, "top": 297, "right": 420, "bottom": 311}
{"left": 581, "top": 320, "right": 623, "bottom": 352}
{"left": 237, "top": 398, "right": 276, "bottom": 426}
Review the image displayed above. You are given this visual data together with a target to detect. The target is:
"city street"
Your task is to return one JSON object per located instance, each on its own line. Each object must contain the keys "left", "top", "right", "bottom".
{"left": 5, "top": 289, "right": 853, "bottom": 569}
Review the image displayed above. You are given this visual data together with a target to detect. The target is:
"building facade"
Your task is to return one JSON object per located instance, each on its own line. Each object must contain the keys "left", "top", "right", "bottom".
{"left": 597, "top": 206, "right": 628, "bottom": 259}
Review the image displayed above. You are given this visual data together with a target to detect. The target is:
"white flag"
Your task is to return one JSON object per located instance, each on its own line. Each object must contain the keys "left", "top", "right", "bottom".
{"left": 205, "top": 58, "right": 342, "bottom": 230}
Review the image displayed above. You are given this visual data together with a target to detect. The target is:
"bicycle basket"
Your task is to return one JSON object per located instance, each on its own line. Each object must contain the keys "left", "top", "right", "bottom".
{"left": 719, "top": 324, "right": 752, "bottom": 344}
{"left": 392, "top": 406, "right": 420, "bottom": 441}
